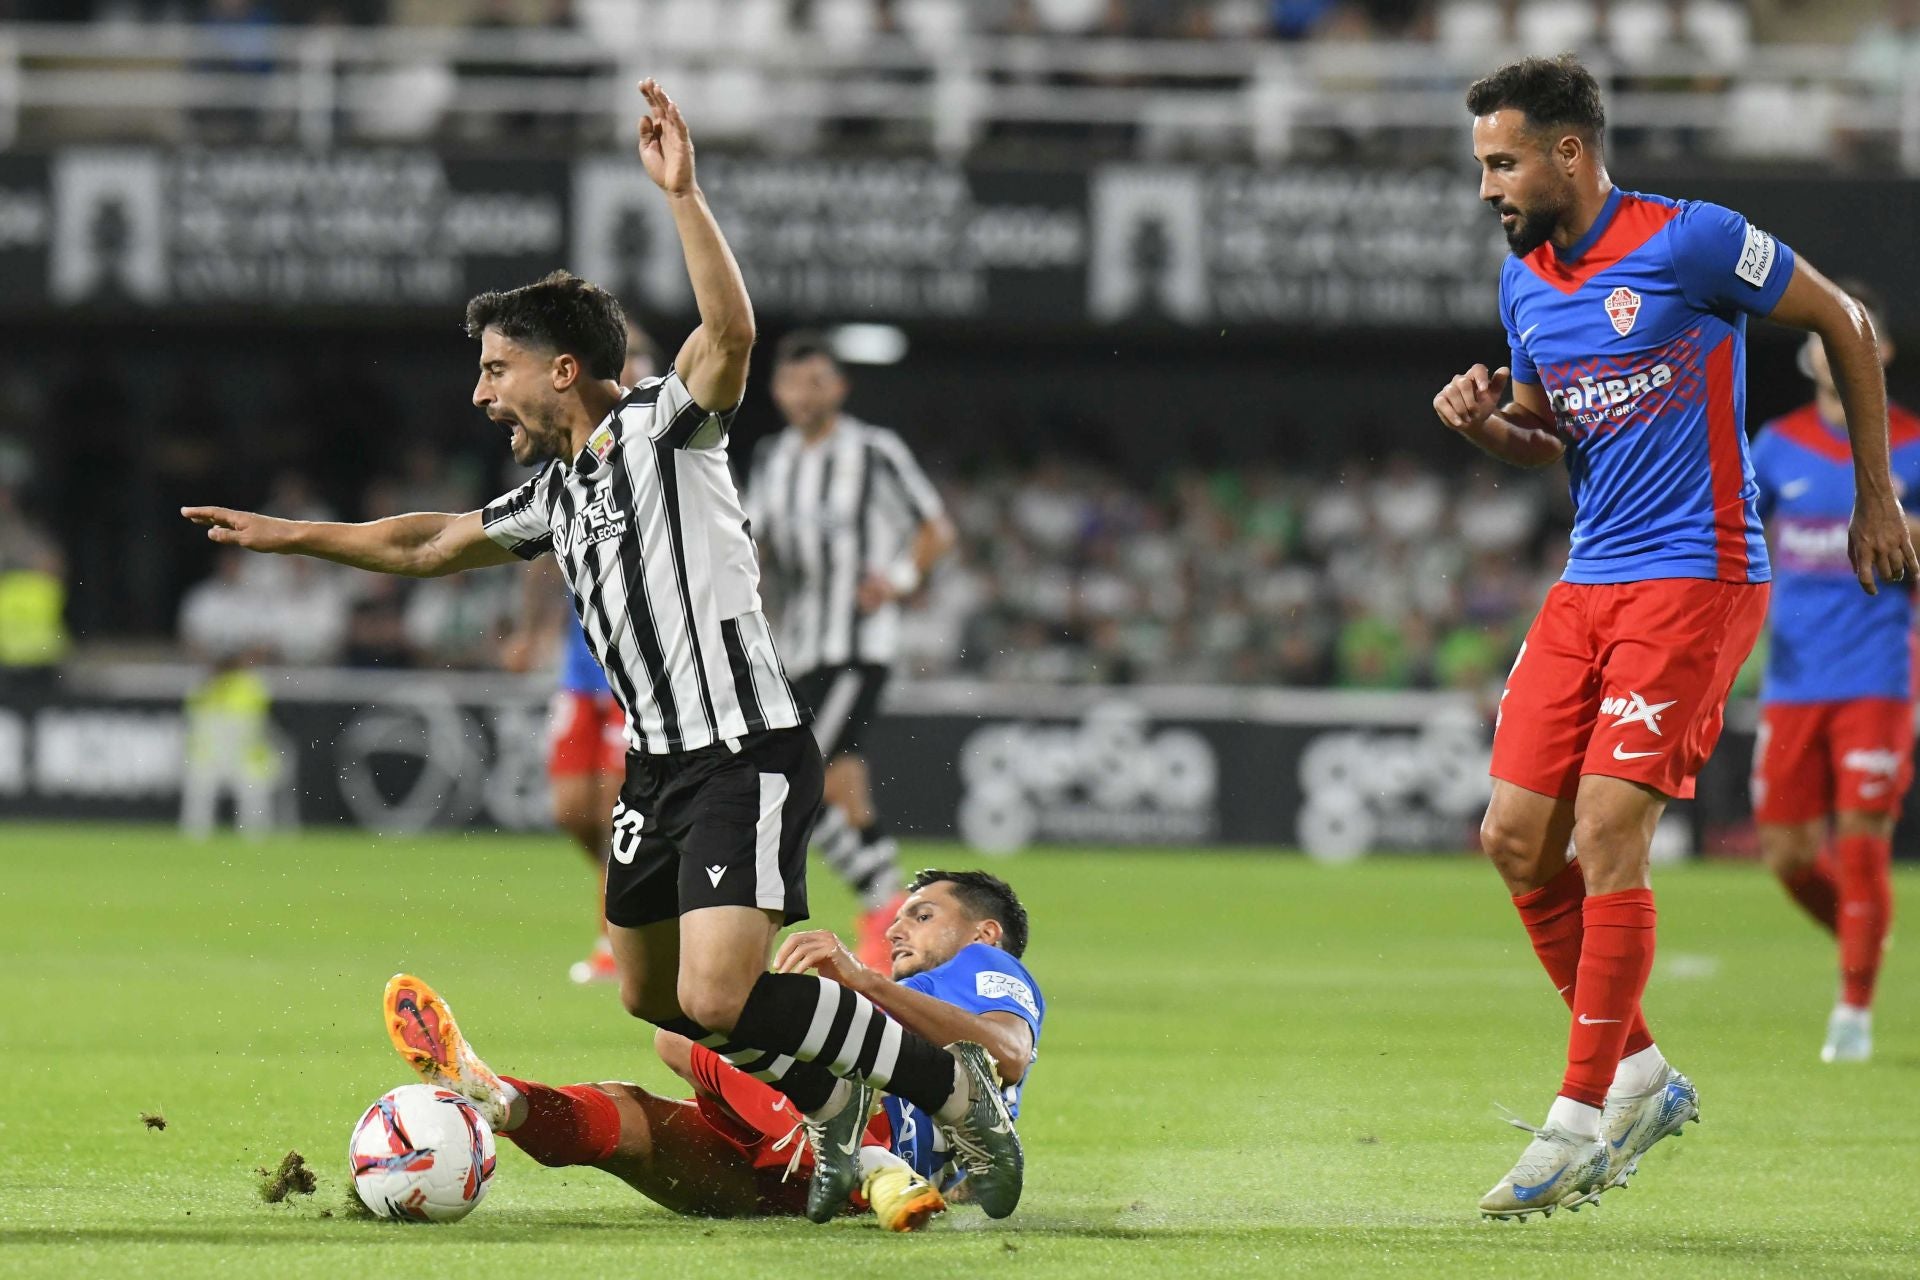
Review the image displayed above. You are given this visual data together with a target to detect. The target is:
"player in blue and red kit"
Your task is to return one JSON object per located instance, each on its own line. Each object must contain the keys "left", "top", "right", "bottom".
{"left": 1432, "top": 57, "right": 1917, "bottom": 1219}
{"left": 1749, "top": 282, "right": 1920, "bottom": 1064}
{"left": 381, "top": 870, "right": 1039, "bottom": 1231}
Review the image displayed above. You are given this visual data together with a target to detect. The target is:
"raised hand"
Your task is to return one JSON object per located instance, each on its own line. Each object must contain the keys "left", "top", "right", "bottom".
{"left": 636, "top": 78, "right": 695, "bottom": 196}
{"left": 181, "top": 506, "right": 293, "bottom": 553}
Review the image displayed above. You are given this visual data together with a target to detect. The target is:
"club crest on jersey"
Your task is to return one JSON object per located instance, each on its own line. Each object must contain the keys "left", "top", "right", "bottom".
{"left": 587, "top": 423, "right": 616, "bottom": 463}
{"left": 1604, "top": 286, "right": 1641, "bottom": 337}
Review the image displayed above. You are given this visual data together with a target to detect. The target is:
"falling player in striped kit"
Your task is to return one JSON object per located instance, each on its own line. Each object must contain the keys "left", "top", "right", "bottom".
{"left": 1748, "top": 280, "right": 1920, "bottom": 1064}
{"left": 503, "top": 317, "right": 661, "bottom": 984}
{"left": 1432, "top": 56, "right": 1917, "bottom": 1219}
{"left": 746, "top": 332, "right": 956, "bottom": 969}
{"left": 184, "top": 79, "right": 1023, "bottom": 1225}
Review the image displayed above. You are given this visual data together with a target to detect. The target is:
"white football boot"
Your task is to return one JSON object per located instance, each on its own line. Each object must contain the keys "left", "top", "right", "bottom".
{"left": 1821, "top": 1004, "right": 1872, "bottom": 1064}
{"left": 1599, "top": 1065, "right": 1699, "bottom": 1192}
{"left": 1478, "top": 1116, "right": 1610, "bottom": 1220}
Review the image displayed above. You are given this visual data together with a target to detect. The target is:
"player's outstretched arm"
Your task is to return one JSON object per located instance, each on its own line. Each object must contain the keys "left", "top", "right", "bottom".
{"left": 181, "top": 507, "right": 517, "bottom": 578}
{"left": 1432, "top": 364, "right": 1565, "bottom": 469}
{"left": 774, "top": 930, "right": 1034, "bottom": 1085}
{"left": 1767, "top": 259, "right": 1919, "bottom": 594}
{"left": 635, "top": 79, "right": 754, "bottom": 415}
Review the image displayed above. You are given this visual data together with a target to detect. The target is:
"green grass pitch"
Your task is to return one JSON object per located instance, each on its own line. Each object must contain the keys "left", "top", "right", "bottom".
{"left": 1, "top": 825, "right": 1916, "bottom": 1278}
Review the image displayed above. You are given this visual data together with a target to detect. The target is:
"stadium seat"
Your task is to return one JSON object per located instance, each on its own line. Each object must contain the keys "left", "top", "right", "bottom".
{"left": 899, "top": 0, "right": 968, "bottom": 50}
{"left": 1435, "top": 1, "right": 1506, "bottom": 58}
{"left": 815, "top": 0, "right": 879, "bottom": 46}
{"left": 1516, "top": 0, "right": 1598, "bottom": 57}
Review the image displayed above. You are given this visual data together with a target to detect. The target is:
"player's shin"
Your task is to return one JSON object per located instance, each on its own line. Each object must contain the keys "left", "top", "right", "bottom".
{"left": 1513, "top": 860, "right": 1657, "bottom": 1059}
{"left": 1562, "top": 890, "right": 1657, "bottom": 1108}
{"left": 724, "top": 973, "right": 960, "bottom": 1114}
{"left": 654, "top": 1015, "right": 840, "bottom": 1113}
{"left": 1833, "top": 832, "right": 1893, "bottom": 1010}
{"left": 497, "top": 1077, "right": 621, "bottom": 1168}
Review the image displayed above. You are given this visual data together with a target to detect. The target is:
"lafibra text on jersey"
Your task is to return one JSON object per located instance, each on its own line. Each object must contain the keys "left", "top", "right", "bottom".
{"left": 1545, "top": 363, "right": 1675, "bottom": 435}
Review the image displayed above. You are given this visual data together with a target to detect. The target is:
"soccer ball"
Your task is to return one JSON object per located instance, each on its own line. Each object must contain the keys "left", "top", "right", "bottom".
{"left": 348, "top": 1084, "right": 497, "bottom": 1222}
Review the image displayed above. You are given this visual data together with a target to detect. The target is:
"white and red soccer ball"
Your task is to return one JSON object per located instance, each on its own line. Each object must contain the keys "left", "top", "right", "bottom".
{"left": 348, "top": 1084, "right": 496, "bottom": 1222}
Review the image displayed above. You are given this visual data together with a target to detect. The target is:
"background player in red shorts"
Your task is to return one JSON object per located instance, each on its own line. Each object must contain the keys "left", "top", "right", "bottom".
{"left": 1432, "top": 56, "right": 1916, "bottom": 1219}
{"left": 1749, "top": 280, "right": 1920, "bottom": 1063}
{"left": 382, "top": 869, "right": 1040, "bottom": 1231}
{"left": 503, "top": 317, "right": 659, "bottom": 984}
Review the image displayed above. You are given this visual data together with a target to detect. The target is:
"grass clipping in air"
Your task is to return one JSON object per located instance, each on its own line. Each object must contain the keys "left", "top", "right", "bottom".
{"left": 257, "top": 1151, "right": 318, "bottom": 1203}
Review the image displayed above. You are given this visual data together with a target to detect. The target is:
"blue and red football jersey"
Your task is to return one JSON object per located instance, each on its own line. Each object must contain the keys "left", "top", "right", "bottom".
{"left": 1751, "top": 403, "right": 1920, "bottom": 703}
{"left": 1502, "top": 187, "right": 1797, "bottom": 585}
{"left": 881, "top": 943, "right": 1042, "bottom": 1185}
{"left": 558, "top": 610, "right": 611, "bottom": 695}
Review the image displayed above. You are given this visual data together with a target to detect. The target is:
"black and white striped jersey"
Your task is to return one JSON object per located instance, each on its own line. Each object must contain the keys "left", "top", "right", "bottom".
{"left": 744, "top": 416, "right": 944, "bottom": 675}
{"left": 482, "top": 370, "right": 803, "bottom": 755}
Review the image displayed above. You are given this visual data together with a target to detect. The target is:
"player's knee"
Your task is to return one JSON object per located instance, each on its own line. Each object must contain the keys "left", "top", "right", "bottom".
{"left": 1834, "top": 809, "right": 1896, "bottom": 841}
{"left": 652, "top": 1027, "right": 696, "bottom": 1082}
{"left": 675, "top": 979, "right": 749, "bottom": 1037}
{"left": 1758, "top": 827, "right": 1820, "bottom": 877}
{"left": 1479, "top": 808, "right": 1547, "bottom": 882}
{"left": 619, "top": 978, "right": 677, "bottom": 1025}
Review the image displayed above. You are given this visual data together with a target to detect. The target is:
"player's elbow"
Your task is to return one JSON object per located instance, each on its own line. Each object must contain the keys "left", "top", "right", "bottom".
{"left": 990, "top": 1044, "right": 1028, "bottom": 1086}
{"left": 707, "top": 314, "right": 757, "bottom": 358}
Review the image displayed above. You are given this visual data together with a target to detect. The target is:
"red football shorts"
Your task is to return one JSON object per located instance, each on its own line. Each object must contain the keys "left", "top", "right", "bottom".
{"left": 686, "top": 1044, "right": 893, "bottom": 1216}
{"left": 1491, "top": 578, "right": 1769, "bottom": 801}
{"left": 1751, "top": 698, "right": 1915, "bottom": 824}
{"left": 548, "top": 691, "right": 627, "bottom": 779}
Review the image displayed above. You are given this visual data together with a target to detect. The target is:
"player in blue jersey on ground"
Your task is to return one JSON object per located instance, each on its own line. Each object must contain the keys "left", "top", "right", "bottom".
{"left": 380, "top": 869, "right": 1039, "bottom": 1231}
{"left": 502, "top": 318, "right": 659, "bottom": 983}
{"left": 1749, "top": 280, "right": 1920, "bottom": 1064}
{"left": 1432, "top": 55, "right": 1917, "bottom": 1219}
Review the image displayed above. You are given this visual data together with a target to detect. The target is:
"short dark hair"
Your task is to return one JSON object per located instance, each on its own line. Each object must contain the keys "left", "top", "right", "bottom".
{"left": 908, "top": 868, "right": 1030, "bottom": 959}
{"left": 465, "top": 270, "right": 628, "bottom": 381}
{"left": 1466, "top": 54, "right": 1606, "bottom": 148}
{"left": 774, "top": 329, "right": 840, "bottom": 370}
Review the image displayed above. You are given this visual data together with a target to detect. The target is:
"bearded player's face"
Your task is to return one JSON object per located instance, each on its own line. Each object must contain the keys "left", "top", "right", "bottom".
{"left": 473, "top": 328, "right": 572, "bottom": 467}
{"left": 1473, "top": 109, "right": 1575, "bottom": 258}
{"left": 885, "top": 883, "right": 993, "bottom": 980}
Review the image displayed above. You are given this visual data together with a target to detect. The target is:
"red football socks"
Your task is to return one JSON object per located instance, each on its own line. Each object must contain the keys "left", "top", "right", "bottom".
{"left": 1512, "top": 860, "right": 1654, "bottom": 1060}
{"left": 1834, "top": 834, "right": 1893, "bottom": 1009}
{"left": 1560, "top": 889, "right": 1657, "bottom": 1109}
{"left": 499, "top": 1077, "right": 621, "bottom": 1168}
{"left": 1779, "top": 861, "right": 1839, "bottom": 935}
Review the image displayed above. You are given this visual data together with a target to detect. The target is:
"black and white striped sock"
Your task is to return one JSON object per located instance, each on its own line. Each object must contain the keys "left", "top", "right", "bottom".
{"left": 654, "top": 1015, "right": 837, "bottom": 1114}
{"left": 728, "top": 972, "right": 959, "bottom": 1115}
{"left": 816, "top": 805, "right": 903, "bottom": 908}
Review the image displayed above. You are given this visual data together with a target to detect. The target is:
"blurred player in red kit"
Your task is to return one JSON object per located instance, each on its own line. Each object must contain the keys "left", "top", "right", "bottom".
{"left": 1432, "top": 56, "right": 1916, "bottom": 1218}
{"left": 1748, "top": 280, "right": 1920, "bottom": 1064}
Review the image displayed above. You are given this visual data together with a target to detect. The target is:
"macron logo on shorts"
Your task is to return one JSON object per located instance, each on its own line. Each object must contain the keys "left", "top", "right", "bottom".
{"left": 1601, "top": 691, "right": 1676, "bottom": 736}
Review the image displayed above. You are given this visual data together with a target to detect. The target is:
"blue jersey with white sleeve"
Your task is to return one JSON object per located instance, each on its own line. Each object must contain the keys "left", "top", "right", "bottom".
{"left": 1750, "top": 402, "right": 1920, "bottom": 703}
{"left": 1501, "top": 188, "right": 1796, "bottom": 585}
{"left": 881, "top": 942, "right": 1044, "bottom": 1184}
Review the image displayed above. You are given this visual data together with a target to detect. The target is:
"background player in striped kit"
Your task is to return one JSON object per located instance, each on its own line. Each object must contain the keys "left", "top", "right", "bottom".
{"left": 747, "top": 333, "right": 956, "bottom": 968}
{"left": 185, "top": 80, "right": 1023, "bottom": 1222}
{"left": 503, "top": 317, "right": 662, "bottom": 985}
{"left": 1748, "top": 280, "right": 1920, "bottom": 1063}
{"left": 1433, "top": 56, "right": 1917, "bottom": 1219}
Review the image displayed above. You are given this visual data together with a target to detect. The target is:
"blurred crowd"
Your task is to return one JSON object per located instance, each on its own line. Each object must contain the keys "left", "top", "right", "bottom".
{"left": 3, "top": 0, "right": 1906, "bottom": 49}
{"left": 175, "top": 465, "right": 525, "bottom": 671}
{"left": 903, "top": 455, "right": 1562, "bottom": 689}
{"left": 155, "top": 445, "right": 1570, "bottom": 691}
